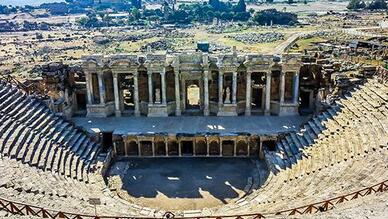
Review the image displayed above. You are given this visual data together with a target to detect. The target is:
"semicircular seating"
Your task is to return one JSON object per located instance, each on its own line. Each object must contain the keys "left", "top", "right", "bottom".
{"left": 209, "top": 78, "right": 388, "bottom": 216}
{"left": 0, "top": 77, "right": 387, "bottom": 218}
{"left": 0, "top": 80, "right": 101, "bottom": 182}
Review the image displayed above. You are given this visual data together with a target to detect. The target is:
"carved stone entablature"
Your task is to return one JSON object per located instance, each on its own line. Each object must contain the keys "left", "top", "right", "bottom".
{"left": 83, "top": 55, "right": 104, "bottom": 72}
{"left": 282, "top": 53, "right": 302, "bottom": 72}
{"left": 145, "top": 54, "right": 167, "bottom": 72}
{"left": 109, "top": 55, "right": 140, "bottom": 73}
{"left": 244, "top": 54, "right": 273, "bottom": 73}
{"left": 216, "top": 55, "right": 239, "bottom": 71}
{"left": 178, "top": 53, "right": 203, "bottom": 72}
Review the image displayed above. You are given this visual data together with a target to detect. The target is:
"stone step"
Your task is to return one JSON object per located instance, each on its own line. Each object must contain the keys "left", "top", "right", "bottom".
{"left": 7, "top": 126, "right": 29, "bottom": 157}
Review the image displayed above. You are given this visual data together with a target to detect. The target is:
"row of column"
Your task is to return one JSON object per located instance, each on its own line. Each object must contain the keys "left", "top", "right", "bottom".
{"left": 85, "top": 72, "right": 106, "bottom": 105}
{"left": 115, "top": 139, "right": 252, "bottom": 157}
{"left": 86, "top": 70, "right": 300, "bottom": 116}
{"left": 112, "top": 72, "right": 140, "bottom": 117}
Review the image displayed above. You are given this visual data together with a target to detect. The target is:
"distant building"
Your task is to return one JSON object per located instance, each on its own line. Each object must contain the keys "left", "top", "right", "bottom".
{"left": 93, "top": 0, "right": 126, "bottom": 4}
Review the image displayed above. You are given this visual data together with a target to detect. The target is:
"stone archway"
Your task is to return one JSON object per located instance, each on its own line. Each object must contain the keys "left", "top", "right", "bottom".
{"left": 126, "top": 141, "right": 138, "bottom": 156}
{"left": 195, "top": 140, "right": 207, "bottom": 156}
{"left": 222, "top": 140, "right": 235, "bottom": 156}
{"left": 209, "top": 141, "right": 220, "bottom": 156}
{"left": 236, "top": 140, "right": 248, "bottom": 156}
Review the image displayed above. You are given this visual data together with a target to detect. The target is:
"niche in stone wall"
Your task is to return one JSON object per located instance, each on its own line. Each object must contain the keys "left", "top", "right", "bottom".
{"left": 284, "top": 72, "right": 293, "bottom": 102}
{"left": 104, "top": 72, "right": 114, "bottom": 102}
{"left": 271, "top": 71, "right": 280, "bottom": 101}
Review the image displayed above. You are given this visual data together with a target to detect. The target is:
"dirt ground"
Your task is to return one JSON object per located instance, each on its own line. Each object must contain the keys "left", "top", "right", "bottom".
{"left": 107, "top": 158, "right": 267, "bottom": 210}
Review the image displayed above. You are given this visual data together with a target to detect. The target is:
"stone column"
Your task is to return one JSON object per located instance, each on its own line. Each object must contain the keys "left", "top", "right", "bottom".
{"left": 97, "top": 72, "right": 105, "bottom": 104}
{"left": 175, "top": 71, "right": 181, "bottom": 116}
{"left": 147, "top": 70, "right": 153, "bottom": 104}
{"left": 245, "top": 71, "right": 252, "bottom": 116}
{"left": 113, "top": 72, "right": 121, "bottom": 117}
{"left": 152, "top": 141, "right": 155, "bottom": 157}
{"left": 233, "top": 140, "right": 237, "bottom": 156}
{"left": 85, "top": 72, "right": 93, "bottom": 104}
{"left": 218, "top": 71, "right": 223, "bottom": 109}
{"left": 280, "top": 72, "right": 285, "bottom": 104}
{"left": 206, "top": 140, "right": 210, "bottom": 156}
{"left": 232, "top": 72, "right": 237, "bottom": 104}
{"left": 265, "top": 71, "right": 271, "bottom": 115}
{"left": 204, "top": 70, "right": 210, "bottom": 116}
{"left": 193, "top": 141, "right": 196, "bottom": 156}
{"left": 178, "top": 141, "right": 182, "bottom": 156}
{"left": 259, "top": 140, "right": 264, "bottom": 160}
{"left": 133, "top": 73, "right": 140, "bottom": 116}
{"left": 113, "top": 142, "right": 117, "bottom": 155}
{"left": 181, "top": 80, "right": 186, "bottom": 111}
{"left": 161, "top": 71, "right": 167, "bottom": 105}
{"left": 247, "top": 140, "right": 250, "bottom": 157}
{"left": 220, "top": 140, "right": 223, "bottom": 156}
{"left": 293, "top": 71, "right": 300, "bottom": 104}
{"left": 138, "top": 141, "right": 141, "bottom": 156}
{"left": 124, "top": 141, "right": 128, "bottom": 156}
{"left": 165, "top": 139, "right": 169, "bottom": 156}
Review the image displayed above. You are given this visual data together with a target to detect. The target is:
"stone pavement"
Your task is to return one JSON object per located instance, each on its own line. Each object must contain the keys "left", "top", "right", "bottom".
{"left": 73, "top": 116, "right": 307, "bottom": 136}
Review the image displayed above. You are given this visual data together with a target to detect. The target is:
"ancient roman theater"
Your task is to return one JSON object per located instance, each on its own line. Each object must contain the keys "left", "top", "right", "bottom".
{"left": 1, "top": 47, "right": 388, "bottom": 218}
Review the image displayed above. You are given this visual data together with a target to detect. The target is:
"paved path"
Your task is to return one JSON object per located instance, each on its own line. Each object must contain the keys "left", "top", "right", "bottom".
{"left": 73, "top": 115, "right": 307, "bottom": 136}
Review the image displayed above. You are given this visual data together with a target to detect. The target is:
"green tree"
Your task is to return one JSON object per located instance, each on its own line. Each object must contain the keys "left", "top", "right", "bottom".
{"left": 368, "top": 0, "right": 387, "bottom": 10}
{"left": 253, "top": 9, "right": 298, "bottom": 25}
{"left": 347, "top": 0, "right": 366, "bottom": 10}
{"left": 235, "top": 0, "right": 246, "bottom": 12}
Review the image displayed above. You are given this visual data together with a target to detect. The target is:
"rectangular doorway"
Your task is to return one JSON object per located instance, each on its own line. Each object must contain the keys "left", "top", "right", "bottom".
{"left": 181, "top": 141, "right": 194, "bottom": 156}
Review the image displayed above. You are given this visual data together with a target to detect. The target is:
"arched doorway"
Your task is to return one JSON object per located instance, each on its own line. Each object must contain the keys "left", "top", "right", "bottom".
{"left": 126, "top": 141, "right": 138, "bottom": 156}
{"left": 183, "top": 79, "right": 203, "bottom": 115}
{"left": 195, "top": 140, "right": 207, "bottom": 156}
{"left": 236, "top": 141, "right": 248, "bottom": 156}
{"left": 209, "top": 141, "right": 220, "bottom": 156}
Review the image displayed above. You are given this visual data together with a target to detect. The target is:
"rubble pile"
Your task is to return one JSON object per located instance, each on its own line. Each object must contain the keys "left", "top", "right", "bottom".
{"left": 165, "top": 30, "right": 194, "bottom": 38}
{"left": 140, "top": 40, "right": 173, "bottom": 51}
{"left": 206, "top": 24, "right": 247, "bottom": 34}
{"left": 228, "top": 32, "right": 285, "bottom": 44}
{"left": 0, "top": 21, "right": 51, "bottom": 32}
{"left": 210, "top": 43, "right": 232, "bottom": 53}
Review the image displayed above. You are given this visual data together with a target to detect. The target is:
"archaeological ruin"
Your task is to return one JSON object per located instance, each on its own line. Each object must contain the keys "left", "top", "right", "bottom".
{"left": 0, "top": 44, "right": 387, "bottom": 219}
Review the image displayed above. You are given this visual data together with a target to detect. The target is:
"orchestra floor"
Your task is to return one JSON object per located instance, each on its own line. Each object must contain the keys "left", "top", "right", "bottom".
{"left": 106, "top": 157, "right": 269, "bottom": 210}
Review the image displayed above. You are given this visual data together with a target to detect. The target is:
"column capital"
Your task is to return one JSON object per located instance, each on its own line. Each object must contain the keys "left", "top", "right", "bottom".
{"left": 280, "top": 71, "right": 286, "bottom": 76}
{"left": 266, "top": 71, "right": 271, "bottom": 76}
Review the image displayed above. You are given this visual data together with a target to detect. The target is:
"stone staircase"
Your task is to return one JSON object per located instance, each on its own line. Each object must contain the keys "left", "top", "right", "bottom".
{"left": 0, "top": 80, "right": 101, "bottom": 182}
{"left": 265, "top": 79, "right": 387, "bottom": 175}
{"left": 217, "top": 78, "right": 388, "bottom": 214}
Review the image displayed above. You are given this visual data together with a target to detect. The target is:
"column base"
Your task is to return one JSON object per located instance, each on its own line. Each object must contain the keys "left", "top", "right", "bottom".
{"left": 86, "top": 102, "right": 115, "bottom": 117}
{"left": 147, "top": 104, "right": 168, "bottom": 117}
{"left": 134, "top": 110, "right": 140, "bottom": 117}
{"left": 204, "top": 109, "right": 209, "bottom": 116}
{"left": 245, "top": 109, "right": 251, "bottom": 116}
{"left": 115, "top": 110, "right": 122, "bottom": 117}
{"left": 175, "top": 109, "right": 181, "bottom": 116}
{"left": 217, "top": 104, "right": 238, "bottom": 116}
